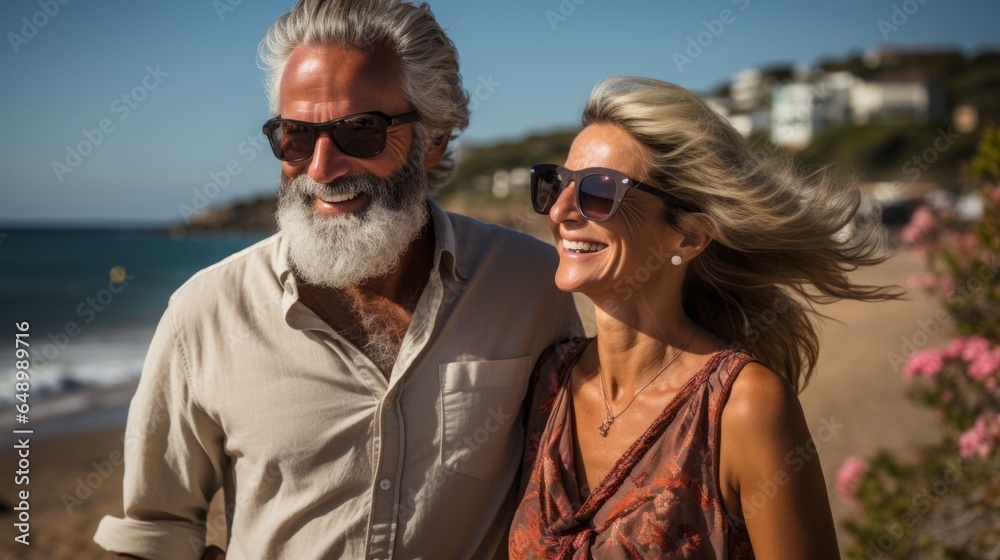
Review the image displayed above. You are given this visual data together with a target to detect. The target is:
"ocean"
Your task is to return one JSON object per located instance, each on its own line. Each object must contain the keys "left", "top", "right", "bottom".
{"left": 1, "top": 228, "right": 267, "bottom": 430}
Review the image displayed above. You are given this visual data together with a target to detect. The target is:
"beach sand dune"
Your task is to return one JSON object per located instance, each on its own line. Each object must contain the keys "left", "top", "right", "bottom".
{"left": 0, "top": 253, "right": 945, "bottom": 558}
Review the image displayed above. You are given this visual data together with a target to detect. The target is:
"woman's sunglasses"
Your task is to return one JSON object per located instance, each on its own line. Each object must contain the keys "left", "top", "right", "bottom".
{"left": 530, "top": 164, "right": 684, "bottom": 222}
{"left": 262, "top": 110, "right": 420, "bottom": 161}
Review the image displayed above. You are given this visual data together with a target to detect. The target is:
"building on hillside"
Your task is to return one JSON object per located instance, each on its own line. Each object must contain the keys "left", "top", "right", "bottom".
{"left": 706, "top": 94, "right": 770, "bottom": 138}
{"left": 729, "top": 68, "right": 769, "bottom": 113}
{"left": 850, "top": 72, "right": 946, "bottom": 125}
{"left": 770, "top": 71, "right": 854, "bottom": 149}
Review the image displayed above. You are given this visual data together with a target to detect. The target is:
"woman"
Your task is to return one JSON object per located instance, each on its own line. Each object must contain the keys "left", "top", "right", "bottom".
{"left": 509, "top": 77, "right": 898, "bottom": 559}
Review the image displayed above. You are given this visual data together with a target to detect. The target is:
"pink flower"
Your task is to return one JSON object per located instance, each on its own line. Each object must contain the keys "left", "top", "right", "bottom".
{"left": 835, "top": 457, "right": 868, "bottom": 505}
{"left": 901, "top": 206, "right": 936, "bottom": 245}
{"left": 991, "top": 186, "right": 1000, "bottom": 206}
{"left": 960, "top": 232, "right": 979, "bottom": 251}
{"left": 944, "top": 337, "right": 967, "bottom": 359}
{"left": 968, "top": 347, "right": 1000, "bottom": 381}
{"left": 961, "top": 336, "right": 992, "bottom": 363}
{"left": 958, "top": 414, "right": 1000, "bottom": 460}
{"left": 937, "top": 277, "right": 956, "bottom": 296}
{"left": 903, "top": 348, "right": 946, "bottom": 379}
{"left": 905, "top": 273, "right": 936, "bottom": 290}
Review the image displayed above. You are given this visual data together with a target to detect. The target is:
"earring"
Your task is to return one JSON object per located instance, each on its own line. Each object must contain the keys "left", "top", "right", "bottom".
{"left": 670, "top": 255, "right": 682, "bottom": 266}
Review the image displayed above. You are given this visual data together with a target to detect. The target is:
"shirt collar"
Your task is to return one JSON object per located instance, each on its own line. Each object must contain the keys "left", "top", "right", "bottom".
{"left": 427, "top": 198, "right": 467, "bottom": 283}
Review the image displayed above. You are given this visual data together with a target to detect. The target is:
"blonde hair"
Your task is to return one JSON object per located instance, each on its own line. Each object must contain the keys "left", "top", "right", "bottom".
{"left": 259, "top": 0, "right": 469, "bottom": 191}
{"left": 582, "top": 76, "right": 900, "bottom": 391}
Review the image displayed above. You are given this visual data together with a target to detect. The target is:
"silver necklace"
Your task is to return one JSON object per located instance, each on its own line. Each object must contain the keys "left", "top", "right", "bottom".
{"left": 596, "top": 326, "right": 699, "bottom": 437}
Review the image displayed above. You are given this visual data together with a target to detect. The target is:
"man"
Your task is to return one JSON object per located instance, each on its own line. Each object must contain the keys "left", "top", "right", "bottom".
{"left": 93, "top": 1, "right": 580, "bottom": 558}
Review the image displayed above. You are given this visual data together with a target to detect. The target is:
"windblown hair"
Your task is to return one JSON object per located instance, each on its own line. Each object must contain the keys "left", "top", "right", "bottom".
{"left": 582, "top": 76, "right": 901, "bottom": 391}
{"left": 259, "top": 0, "right": 470, "bottom": 191}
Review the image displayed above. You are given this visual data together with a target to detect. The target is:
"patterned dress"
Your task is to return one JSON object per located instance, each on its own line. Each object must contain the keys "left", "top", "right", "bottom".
{"left": 509, "top": 338, "right": 756, "bottom": 559}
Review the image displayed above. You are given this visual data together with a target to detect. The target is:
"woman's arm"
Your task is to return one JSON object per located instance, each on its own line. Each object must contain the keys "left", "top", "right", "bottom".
{"left": 720, "top": 362, "right": 841, "bottom": 559}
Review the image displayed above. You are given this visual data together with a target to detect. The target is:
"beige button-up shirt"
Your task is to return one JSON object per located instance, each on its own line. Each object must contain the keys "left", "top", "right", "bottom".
{"left": 94, "top": 201, "right": 582, "bottom": 559}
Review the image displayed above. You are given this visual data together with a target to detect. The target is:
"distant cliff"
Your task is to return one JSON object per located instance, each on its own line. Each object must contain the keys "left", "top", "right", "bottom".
{"left": 168, "top": 195, "right": 278, "bottom": 235}
{"left": 167, "top": 190, "right": 549, "bottom": 238}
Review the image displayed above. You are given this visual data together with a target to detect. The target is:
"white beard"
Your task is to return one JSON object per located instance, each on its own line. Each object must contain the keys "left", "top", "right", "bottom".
{"left": 276, "top": 147, "right": 430, "bottom": 289}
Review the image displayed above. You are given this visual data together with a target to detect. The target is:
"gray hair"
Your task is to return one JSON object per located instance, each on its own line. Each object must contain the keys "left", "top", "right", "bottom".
{"left": 260, "top": 0, "right": 470, "bottom": 190}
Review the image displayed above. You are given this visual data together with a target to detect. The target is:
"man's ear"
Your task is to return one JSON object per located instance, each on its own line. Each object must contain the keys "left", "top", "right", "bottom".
{"left": 424, "top": 134, "right": 449, "bottom": 169}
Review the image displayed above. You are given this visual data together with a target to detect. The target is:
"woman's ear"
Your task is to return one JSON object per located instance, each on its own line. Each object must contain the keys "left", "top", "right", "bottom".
{"left": 674, "top": 213, "right": 714, "bottom": 261}
{"left": 423, "top": 134, "right": 449, "bottom": 169}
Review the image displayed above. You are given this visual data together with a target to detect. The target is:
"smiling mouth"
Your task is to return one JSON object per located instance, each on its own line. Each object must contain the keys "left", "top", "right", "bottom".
{"left": 316, "top": 191, "right": 359, "bottom": 203}
{"left": 563, "top": 240, "right": 608, "bottom": 253}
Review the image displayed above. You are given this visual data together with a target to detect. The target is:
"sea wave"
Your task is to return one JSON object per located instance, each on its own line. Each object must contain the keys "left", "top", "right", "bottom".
{"left": 2, "top": 327, "right": 153, "bottom": 429}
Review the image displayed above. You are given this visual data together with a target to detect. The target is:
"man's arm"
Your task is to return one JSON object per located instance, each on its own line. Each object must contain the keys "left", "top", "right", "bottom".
{"left": 94, "top": 305, "right": 228, "bottom": 559}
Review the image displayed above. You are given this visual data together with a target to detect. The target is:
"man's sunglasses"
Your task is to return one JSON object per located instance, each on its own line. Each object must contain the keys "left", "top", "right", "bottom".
{"left": 530, "top": 164, "right": 685, "bottom": 222}
{"left": 262, "top": 110, "right": 420, "bottom": 161}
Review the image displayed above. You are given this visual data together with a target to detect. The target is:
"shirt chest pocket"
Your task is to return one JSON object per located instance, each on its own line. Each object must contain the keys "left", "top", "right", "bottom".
{"left": 439, "top": 355, "right": 534, "bottom": 480}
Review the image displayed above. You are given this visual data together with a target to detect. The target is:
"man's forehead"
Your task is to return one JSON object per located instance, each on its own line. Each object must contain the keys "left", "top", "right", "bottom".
{"left": 279, "top": 42, "right": 405, "bottom": 108}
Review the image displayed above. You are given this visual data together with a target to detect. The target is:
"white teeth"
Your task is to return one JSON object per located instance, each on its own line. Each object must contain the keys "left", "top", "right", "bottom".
{"left": 317, "top": 192, "right": 359, "bottom": 203}
{"left": 563, "top": 240, "right": 607, "bottom": 253}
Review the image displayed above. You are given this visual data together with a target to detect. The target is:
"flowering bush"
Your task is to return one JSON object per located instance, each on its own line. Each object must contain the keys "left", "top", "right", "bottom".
{"left": 838, "top": 128, "right": 1000, "bottom": 558}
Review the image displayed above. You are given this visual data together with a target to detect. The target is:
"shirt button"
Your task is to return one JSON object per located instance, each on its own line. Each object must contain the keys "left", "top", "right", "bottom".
{"left": 379, "top": 478, "right": 391, "bottom": 490}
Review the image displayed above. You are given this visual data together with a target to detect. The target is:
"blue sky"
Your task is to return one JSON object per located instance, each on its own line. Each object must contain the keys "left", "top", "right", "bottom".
{"left": 1, "top": 0, "right": 998, "bottom": 225}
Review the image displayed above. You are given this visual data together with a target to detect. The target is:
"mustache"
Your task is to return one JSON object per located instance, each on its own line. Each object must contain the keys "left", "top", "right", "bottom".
{"left": 282, "top": 173, "right": 383, "bottom": 198}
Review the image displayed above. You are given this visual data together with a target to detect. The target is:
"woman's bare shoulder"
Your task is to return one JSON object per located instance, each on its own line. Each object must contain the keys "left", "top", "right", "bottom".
{"left": 721, "top": 360, "right": 808, "bottom": 457}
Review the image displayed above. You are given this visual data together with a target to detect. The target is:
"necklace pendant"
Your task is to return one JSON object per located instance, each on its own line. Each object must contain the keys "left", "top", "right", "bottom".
{"left": 598, "top": 417, "right": 614, "bottom": 437}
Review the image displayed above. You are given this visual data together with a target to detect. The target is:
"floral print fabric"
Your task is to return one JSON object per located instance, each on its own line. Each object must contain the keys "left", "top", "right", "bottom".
{"left": 510, "top": 338, "right": 756, "bottom": 559}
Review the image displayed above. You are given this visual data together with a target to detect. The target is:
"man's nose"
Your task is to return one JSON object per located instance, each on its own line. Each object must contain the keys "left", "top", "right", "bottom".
{"left": 307, "top": 134, "right": 351, "bottom": 184}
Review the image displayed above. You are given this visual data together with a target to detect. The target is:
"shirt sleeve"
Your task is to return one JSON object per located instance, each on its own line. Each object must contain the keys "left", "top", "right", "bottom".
{"left": 93, "top": 303, "right": 227, "bottom": 560}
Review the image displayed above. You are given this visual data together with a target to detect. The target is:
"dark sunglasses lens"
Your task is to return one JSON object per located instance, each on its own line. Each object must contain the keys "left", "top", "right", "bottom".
{"left": 267, "top": 121, "right": 315, "bottom": 161}
{"left": 334, "top": 115, "right": 385, "bottom": 157}
{"left": 579, "top": 174, "right": 617, "bottom": 220}
{"left": 532, "top": 169, "right": 561, "bottom": 214}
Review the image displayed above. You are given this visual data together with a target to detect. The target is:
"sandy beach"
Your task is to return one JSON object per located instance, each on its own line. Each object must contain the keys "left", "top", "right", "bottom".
{"left": 0, "top": 251, "right": 946, "bottom": 559}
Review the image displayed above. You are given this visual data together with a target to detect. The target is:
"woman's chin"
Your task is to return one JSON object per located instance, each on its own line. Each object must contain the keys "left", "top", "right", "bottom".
{"left": 554, "top": 273, "right": 605, "bottom": 297}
